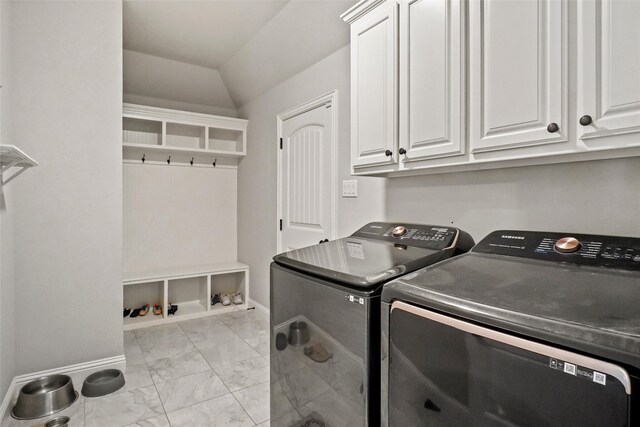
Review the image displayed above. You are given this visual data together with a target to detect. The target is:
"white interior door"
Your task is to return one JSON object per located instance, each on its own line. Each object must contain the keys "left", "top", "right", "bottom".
{"left": 279, "top": 101, "right": 335, "bottom": 252}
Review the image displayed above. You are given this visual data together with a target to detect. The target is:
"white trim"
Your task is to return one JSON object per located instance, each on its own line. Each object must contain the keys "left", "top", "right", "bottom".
{"left": 248, "top": 298, "right": 270, "bottom": 315}
{"left": 276, "top": 90, "right": 339, "bottom": 254}
{"left": 0, "top": 355, "right": 126, "bottom": 422}
{"left": 341, "top": 0, "right": 388, "bottom": 24}
{"left": 0, "top": 376, "right": 17, "bottom": 423}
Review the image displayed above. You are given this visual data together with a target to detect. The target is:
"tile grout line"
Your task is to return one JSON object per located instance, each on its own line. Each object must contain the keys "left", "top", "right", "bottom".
{"left": 172, "top": 317, "right": 256, "bottom": 424}
{"left": 133, "top": 329, "right": 171, "bottom": 427}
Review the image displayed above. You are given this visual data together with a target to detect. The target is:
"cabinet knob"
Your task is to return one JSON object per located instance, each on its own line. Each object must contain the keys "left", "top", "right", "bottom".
{"left": 579, "top": 115, "right": 593, "bottom": 126}
{"left": 547, "top": 123, "right": 559, "bottom": 133}
{"left": 399, "top": 148, "right": 406, "bottom": 155}
{"left": 385, "top": 150, "right": 393, "bottom": 157}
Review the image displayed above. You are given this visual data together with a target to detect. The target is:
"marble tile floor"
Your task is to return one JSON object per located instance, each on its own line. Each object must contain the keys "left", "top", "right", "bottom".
{"left": 2, "top": 309, "right": 271, "bottom": 427}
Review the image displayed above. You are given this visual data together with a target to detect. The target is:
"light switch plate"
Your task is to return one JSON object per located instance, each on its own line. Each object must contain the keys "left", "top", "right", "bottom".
{"left": 342, "top": 180, "right": 358, "bottom": 198}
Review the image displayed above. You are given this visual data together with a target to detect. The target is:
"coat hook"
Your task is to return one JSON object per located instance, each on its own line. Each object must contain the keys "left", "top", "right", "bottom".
{"left": 212, "top": 159, "right": 217, "bottom": 167}
{"left": 167, "top": 156, "right": 171, "bottom": 165}
{"left": 190, "top": 157, "right": 194, "bottom": 166}
{"left": 142, "top": 154, "right": 146, "bottom": 164}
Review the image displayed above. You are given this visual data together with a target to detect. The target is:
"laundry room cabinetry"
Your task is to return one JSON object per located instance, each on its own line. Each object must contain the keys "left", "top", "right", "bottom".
{"left": 343, "top": 0, "right": 640, "bottom": 177}
{"left": 342, "top": 0, "right": 465, "bottom": 172}
{"left": 347, "top": 0, "right": 398, "bottom": 168}
{"left": 576, "top": 0, "right": 640, "bottom": 149}
{"left": 468, "top": 0, "right": 569, "bottom": 155}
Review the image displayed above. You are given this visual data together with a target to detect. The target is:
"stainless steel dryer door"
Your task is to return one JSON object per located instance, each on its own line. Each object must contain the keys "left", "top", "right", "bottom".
{"left": 388, "top": 301, "right": 631, "bottom": 427}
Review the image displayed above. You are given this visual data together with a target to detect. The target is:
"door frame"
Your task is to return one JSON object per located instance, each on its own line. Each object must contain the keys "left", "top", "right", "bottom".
{"left": 276, "top": 90, "right": 339, "bottom": 254}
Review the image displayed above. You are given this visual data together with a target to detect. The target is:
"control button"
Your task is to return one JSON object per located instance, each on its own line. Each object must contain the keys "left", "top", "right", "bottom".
{"left": 392, "top": 226, "right": 407, "bottom": 237}
{"left": 554, "top": 237, "right": 582, "bottom": 253}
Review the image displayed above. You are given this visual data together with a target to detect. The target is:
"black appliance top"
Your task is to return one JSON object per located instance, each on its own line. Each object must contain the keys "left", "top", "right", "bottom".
{"left": 272, "top": 222, "right": 474, "bottom": 289}
{"left": 382, "top": 230, "right": 640, "bottom": 369}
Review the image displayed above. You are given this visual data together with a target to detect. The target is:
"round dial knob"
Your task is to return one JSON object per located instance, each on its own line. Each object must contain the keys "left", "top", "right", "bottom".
{"left": 554, "top": 237, "right": 582, "bottom": 253}
{"left": 392, "top": 226, "right": 407, "bottom": 238}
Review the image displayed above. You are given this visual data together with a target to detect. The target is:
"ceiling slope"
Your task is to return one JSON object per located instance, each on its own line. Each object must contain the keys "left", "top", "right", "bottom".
{"left": 123, "top": 0, "right": 289, "bottom": 69}
{"left": 220, "top": 0, "right": 355, "bottom": 108}
{"left": 124, "top": 49, "right": 237, "bottom": 115}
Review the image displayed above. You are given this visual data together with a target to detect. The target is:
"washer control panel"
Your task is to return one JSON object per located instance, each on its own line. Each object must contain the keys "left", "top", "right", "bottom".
{"left": 474, "top": 230, "right": 640, "bottom": 271}
{"left": 351, "top": 222, "right": 458, "bottom": 250}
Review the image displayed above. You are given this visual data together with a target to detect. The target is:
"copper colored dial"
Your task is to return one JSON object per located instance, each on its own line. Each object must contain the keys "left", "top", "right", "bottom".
{"left": 392, "top": 226, "right": 407, "bottom": 237}
{"left": 554, "top": 237, "right": 582, "bottom": 253}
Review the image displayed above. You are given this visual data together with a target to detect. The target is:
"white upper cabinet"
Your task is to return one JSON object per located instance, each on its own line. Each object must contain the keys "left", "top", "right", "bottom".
{"left": 348, "top": 0, "right": 398, "bottom": 168}
{"left": 399, "top": 0, "right": 465, "bottom": 162}
{"left": 577, "top": 0, "right": 640, "bottom": 148}
{"left": 343, "top": 0, "right": 640, "bottom": 177}
{"left": 469, "top": 0, "right": 568, "bottom": 154}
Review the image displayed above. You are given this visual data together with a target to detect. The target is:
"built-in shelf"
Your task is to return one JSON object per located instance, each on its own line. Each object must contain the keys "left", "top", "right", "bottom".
{"left": 122, "top": 104, "right": 247, "bottom": 164}
{"left": 0, "top": 145, "right": 38, "bottom": 187}
{"left": 123, "top": 262, "right": 250, "bottom": 331}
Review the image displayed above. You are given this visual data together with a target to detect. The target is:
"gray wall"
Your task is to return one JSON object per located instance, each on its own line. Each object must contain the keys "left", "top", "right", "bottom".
{"left": 6, "top": 1, "right": 124, "bottom": 375}
{"left": 0, "top": 0, "right": 15, "bottom": 400}
{"left": 237, "top": 46, "right": 386, "bottom": 309}
{"left": 385, "top": 158, "right": 640, "bottom": 241}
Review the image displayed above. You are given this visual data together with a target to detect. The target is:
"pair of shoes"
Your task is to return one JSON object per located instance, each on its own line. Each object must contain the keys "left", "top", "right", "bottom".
{"left": 167, "top": 304, "right": 178, "bottom": 316}
{"left": 211, "top": 294, "right": 221, "bottom": 306}
{"left": 129, "top": 304, "right": 150, "bottom": 318}
{"left": 153, "top": 304, "right": 162, "bottom": 316}
{"left": 220, "top": 293, "right": 243, "bottom": 306}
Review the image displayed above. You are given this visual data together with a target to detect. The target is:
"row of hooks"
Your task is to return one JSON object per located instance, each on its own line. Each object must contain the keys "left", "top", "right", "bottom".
{"left": 141, "top": 154, "right": 217, "bottom": 167}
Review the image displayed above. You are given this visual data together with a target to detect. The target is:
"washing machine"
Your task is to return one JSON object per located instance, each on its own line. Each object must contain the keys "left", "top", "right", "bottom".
{"left": 270, "top": 222, "right": 474, "bottom": 426}
{"left": 381, "top": 230, "right": 640, "bottom": 426}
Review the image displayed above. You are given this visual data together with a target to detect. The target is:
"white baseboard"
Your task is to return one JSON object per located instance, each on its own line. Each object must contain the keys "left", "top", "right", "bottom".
{"left": 248, "top": 298, "right": 270, "bottom": 316}
{"left": 0, "top": 376, "right": 17, "bottom": 423}
{"left": 0, "top": 354, "right": 126, "bottom": 422}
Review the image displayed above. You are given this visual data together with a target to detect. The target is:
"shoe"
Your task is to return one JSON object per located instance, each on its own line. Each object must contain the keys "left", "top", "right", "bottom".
{"left": 167, "top": 304, "right": 178, "bottom": 316}
{"left": 220, "top": 294, "right": 231, "bottom": 306}
{"left": 139, "top": 304, "right": 150, "bottom": 317}
{"left": 211, "top": 294, "right": 221, "bottom": 306}
{"left": 123, "top": 308, "right": 131, "bottom": 317}
{"left": 153, "top": 304, "right": 162, "bottom": 316}
{"left": 130, "top": 308, "right": 141, "bottom": 318}
{"left": 231, "top": 293, "right": 243, "bottom": 305}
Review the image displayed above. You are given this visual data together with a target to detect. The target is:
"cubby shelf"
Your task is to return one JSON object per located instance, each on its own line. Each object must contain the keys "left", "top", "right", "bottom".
{"left": 122, "top": 104, "right": 247, "bottom": 161}
{"left": 123, "top": 262, "right": 250, "bottom": 331}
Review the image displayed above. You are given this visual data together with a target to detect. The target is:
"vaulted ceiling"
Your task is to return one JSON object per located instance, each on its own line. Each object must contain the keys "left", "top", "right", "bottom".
{"left": 123, "top": 0, "right": 355, "bottom": 110}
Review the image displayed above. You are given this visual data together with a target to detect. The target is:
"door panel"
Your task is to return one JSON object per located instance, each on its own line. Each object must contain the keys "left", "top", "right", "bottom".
{"left": 281, "top": 104, "right": 334, "bottom": 251}
{"left": 578, "top": 0, "right": 640, "bottom": 145}
{"left": 400, "top": 0, "right": 465, "bottom": 161}
{"left": 388, "top": 302, "right": 630, "bottom": 426}
{"left": 470, "top": 0, "right": 568, "bottom": 153}
{"left": 351, "top": 0, "right": 398, "bottom": 168}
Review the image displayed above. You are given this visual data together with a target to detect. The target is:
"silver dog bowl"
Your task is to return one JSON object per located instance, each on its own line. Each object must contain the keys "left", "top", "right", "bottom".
{"left": 45, "top": 416, "right": 71, "bottom": 426}
{"left": 11, "top": 375, "right": 78, "bottom": 420}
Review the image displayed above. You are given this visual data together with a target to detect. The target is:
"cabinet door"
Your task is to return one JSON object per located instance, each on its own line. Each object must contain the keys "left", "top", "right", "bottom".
{"left": 577, "top": 0, "right": 640, "bottom": 147}
{"left": 351, "top": 1, "right": 398, "bottom": 168}
{"left": 469, "top": 0, "right": 568, "bottom": 154}
{"left": 399, "top": 0, "right": 465, "bottom": 161}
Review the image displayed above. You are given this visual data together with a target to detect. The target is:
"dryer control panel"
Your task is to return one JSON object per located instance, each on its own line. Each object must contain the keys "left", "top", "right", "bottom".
{"left": 351, "top": 222, "right": 459, "bottom": 250}
{"left": 474, "top": 230, "right": 640, "bottom": 271}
